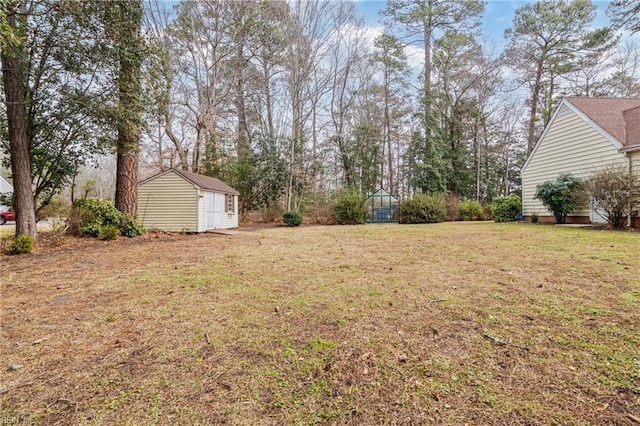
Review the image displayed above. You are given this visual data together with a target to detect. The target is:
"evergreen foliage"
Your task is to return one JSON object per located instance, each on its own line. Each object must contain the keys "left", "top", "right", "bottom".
{"left": 68, "top": 199, "right": 144, "bottom": 238}
{"left": 398, "top": 193, "right": 447, "bottom": 224}
{"left": 9, "top": 234, "right": 34, "bottom": 255}
{"left": 492, "top": 195, "right": 522, "bottom": 222}
{"left": 458, "top": 200, "right": 484, "bottom": 221}
{"left": 534, "top": 174, "right": 585, "bottom": 224}
{"left": 330, "top": 190, "right": 366, "bottom": 225}
{"left": 282, "top": 211, "right": 303, "bottom": 227}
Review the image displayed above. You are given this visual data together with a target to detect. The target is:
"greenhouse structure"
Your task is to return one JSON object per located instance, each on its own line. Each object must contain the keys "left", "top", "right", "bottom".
{"left": 364, "top": 189, "right": 400, "bottom": 223}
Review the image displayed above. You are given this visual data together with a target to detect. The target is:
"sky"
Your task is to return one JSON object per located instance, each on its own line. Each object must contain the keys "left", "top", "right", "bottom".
{"left": 353, "top": 0, "right": 614, "bottom": 51}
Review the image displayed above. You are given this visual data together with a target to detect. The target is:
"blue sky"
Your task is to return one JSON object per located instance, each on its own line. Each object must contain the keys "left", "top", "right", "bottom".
{"left": 354, "top": 1, "right": 613, "bottom": 49}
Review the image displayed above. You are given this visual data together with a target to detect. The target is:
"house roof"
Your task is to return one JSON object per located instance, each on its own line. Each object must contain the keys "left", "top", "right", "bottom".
{"left": 522, "top": 96, "right": 640, "bottom": 173}
{"left": 140, "top": 169, "right": 239, "bottom": 195}
{"left": 565, "top": 97, "right": 640, "bottom": 149}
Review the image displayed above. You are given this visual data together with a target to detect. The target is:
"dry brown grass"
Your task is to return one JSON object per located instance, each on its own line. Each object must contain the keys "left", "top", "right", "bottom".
{"left": 1, "top": 222, "right": 639, "bottom": 425}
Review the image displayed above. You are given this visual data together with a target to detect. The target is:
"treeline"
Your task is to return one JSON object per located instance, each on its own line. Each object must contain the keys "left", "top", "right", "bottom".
{"left": 2, "top": 0, "right": 640, "bottom": 237}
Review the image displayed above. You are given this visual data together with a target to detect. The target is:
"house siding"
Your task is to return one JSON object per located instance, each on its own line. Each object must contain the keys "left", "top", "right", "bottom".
{"left": 522, "top": 110, "right": 628, "bottom": 218}
{"left": 631, "top": 151, "right": 640, "bottom": 221}
{"left": 137, "top": 172, "right": 199, "bottom": 232}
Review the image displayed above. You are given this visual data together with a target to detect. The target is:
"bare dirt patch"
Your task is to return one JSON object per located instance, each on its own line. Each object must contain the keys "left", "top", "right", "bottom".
{"left": 1, "top": 223, "right": 639, "bottom": 424}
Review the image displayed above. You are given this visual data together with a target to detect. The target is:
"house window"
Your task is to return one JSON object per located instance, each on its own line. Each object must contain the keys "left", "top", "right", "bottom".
{"left": 226, "top": 194, "right": 234, "bottom": 213}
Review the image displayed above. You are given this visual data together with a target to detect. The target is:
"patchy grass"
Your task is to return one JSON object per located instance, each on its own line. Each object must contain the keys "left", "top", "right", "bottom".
{"left": 1, "top": 223, "right": 639, "bottom": 424}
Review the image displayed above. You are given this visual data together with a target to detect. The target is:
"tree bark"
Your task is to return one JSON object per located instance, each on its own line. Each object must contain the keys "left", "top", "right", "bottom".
{"left": 112, "top": 0, "right": 143, "bottom": 215}
{"left": 1, "top": 8, "right": 37, "bottom": 238}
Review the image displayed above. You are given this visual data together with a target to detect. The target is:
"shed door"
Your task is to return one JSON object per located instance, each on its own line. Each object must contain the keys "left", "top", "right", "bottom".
{"left": 205, "top": 192, "right": 217, "bottom": 230}
{"left": 214, "top": 193, "right": 224, "bottom": 228}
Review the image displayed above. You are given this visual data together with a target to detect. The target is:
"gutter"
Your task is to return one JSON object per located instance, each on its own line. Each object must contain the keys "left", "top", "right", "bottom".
{"left": 620, "top": 144, "right": 640, "bottom": 153}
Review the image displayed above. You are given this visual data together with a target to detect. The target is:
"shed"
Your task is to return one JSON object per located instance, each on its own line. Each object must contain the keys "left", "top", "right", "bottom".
{"left": 364, "top": 189, "right": 399, "bottom": 223}
{"left": 522, "top": 97, "right": 640, "bottom": 227}
{"left": 0, "top": 175, "right": 13, "bottom": 194}
{"left": 137, "top": 168, "right": 239, "bottom": 232}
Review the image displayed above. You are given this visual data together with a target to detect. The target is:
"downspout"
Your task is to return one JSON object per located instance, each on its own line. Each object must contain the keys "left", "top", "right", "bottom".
{"left": 627, "top": 153, "right": 633, "bottom": 228}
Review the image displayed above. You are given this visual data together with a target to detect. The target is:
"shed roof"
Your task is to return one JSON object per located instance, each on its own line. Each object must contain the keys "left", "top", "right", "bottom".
{"left": 140, "top": 169, "right": 239, "bottom": 195}
{"left": 565, "top": 97, "right": 640, "bottom": 149}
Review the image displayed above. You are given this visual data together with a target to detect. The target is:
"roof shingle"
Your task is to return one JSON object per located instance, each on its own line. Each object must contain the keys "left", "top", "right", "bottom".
{"left": 565, "top": 97, "right": 640, "bottom": 148}
{"left": 173, "top": 169, "right": 239, "bottom": 195}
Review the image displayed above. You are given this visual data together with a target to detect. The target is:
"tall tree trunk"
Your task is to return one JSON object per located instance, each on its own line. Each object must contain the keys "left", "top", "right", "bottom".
{"left": 384, "top": 68, "right": 394, "bottom": 194}
{"left": 263, "top": 62, "right": 275, "bottom": 139}
{"left": 527, "top": 61, "right": 544, "bottom": 154}
{"left": 423, "top": 1, "right": 433, "bottom": 151}
{"left": 1, "top": 8, "right": 37, "bottom": 239}
{"left": 235, "top": 38, "right": 249, "bottom": 161}
{"left": 113, "top": 0, "right": 143, "bottom": 215}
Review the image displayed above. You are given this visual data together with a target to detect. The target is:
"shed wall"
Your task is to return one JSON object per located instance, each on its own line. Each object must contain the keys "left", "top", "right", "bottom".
{"left": 218, "top": 194, "right": 238, "bottom": 229}
{"left": 137, "top": 172, "right": 198, "bottom": 231}
{"left": 522, "top": 110, "right": 628, "bottom": 217}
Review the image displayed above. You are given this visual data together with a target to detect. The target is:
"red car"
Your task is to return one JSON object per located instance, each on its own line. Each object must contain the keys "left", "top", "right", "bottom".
{"left": 0, "top": 205, "right": 15, "bottom": 225}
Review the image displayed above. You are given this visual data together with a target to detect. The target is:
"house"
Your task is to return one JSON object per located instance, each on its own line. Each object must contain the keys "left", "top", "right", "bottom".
{"left": 0, "top": 175, "right": 13, "bottom": 194}
{"left": 522, "top": 97, "right": 640, "bottom": 227}
{"left": 137, "top": 168, "right": 239, "bottom": 232}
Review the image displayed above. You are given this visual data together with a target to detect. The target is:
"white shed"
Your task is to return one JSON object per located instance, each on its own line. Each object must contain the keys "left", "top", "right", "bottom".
{"left": 137, "top": 169, "right": 239, "bottom": 232}
{"left": 0, "top": 175, "right": 13, "bottom": 194}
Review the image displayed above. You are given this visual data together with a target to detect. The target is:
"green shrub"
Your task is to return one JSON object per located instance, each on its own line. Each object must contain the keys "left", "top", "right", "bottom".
{"left": 283, "top": 211, "right": 303, "bottom": 226}
{"left": 534, "top": 174, "right": 585, "bottom": 224}
{"left": 399, "top": 193, "right": 447, "bottom": 224}
{"left": 98, "top": 224, "right": 120, "bottom": 240}
{"left": 68, "top": 199, "right": 144, "bottom": 238}
{"left": 531, "top": 212, "right": 539, "bottom": 224}
{"left": 492, "top": 195, "right": 522, "bottom": 222}
{"left": 9, "top": 234, "right": 34, "bottom": 255}
{"left": 458, "top": 200, "right": 484, "bottom": 221}
{"left": 37, "top": 196, "right": 70, "bottom": 220}
{"left": 330, "top": 189, "right": 366, "bottom": 225}
{"left": 120, "top": 214, "right": 145, "bottom": 237}
{"left": 483, "top": 203, "right": 493, "bottom": 220}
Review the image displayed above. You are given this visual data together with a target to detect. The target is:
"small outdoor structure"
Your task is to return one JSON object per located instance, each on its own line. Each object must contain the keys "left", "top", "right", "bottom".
{"left": 364, "top": 189, "right": 400, "bottom": 223}
{"left": 137, "top": 168, "right": 239, "bottom": 232}
{"left": 0, "top": 175, "right": 13, "bottom": 194}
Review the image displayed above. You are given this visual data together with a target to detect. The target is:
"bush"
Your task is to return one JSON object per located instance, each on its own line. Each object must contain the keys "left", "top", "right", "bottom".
{"left": 120, "top": 214, "right": 145, "bottom": 237}
{"left": 534, "top": 174, "right": 585, "bottom": 224}
{"left": 302, "top": 192, "right": 333, "bottom": 225}
{"left": 492, "top": 195, "right": 522, "bottom": 222}
{"left": 98, "top": 224, "right": 120, "bottom": 240}
{"left": 399, "top": 193, "right": 447, "bottom": 224}
{"left": 458, "top": 200, "right": 484, "bottom": 221}
{"left": 330, "top": 189, "right": 366, "bottom": 225}
{"left": 588, "top": 166, "right": 640, "bottom": 229}
{"left": 483, "top": 203, "right": 493, "bottom": 220}
{"left": 37, "top": 196, "right": 70, "bottom": 220}
{"left": 68, "top": 199, "right": 144, "bottom": 238}
{"left": 531, "top": 212, "right": 539, "bottom": 224}
{"left": 9, "top": 234, "right": 34, "bottom": 255}
{"left": 283, "top": 211, "right": 303, "bottom": 226}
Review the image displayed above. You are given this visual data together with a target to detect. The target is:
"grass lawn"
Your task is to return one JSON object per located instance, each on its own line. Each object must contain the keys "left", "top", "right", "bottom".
{"left": 1, "top": 222, "right": 639, "bottom": 425}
